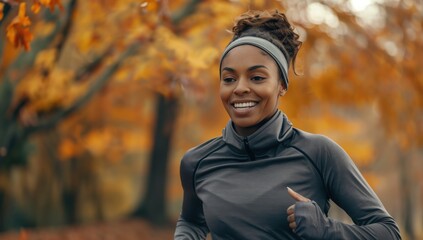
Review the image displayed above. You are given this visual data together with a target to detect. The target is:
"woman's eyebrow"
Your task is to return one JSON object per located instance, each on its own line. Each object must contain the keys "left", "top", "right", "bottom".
{"left": 221, "top": 67, "right": 235, "bottom": 73}
{"left": 222, "top": 65, "right": 268, "bottom": 73}
{"left": 248, "top": 65, "right": 268, "bottom": 71}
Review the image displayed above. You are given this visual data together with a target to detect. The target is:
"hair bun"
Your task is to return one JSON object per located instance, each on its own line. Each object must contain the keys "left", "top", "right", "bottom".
{"left": 231, "top": 10, "right": 302, "bottom": 75}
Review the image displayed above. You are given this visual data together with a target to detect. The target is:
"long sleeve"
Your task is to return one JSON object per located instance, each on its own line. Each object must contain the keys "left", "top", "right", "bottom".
{"left": 174, "top": 216, "right": 208, "bottom": 240}
{"left": 174, "top": 150, "right": 210, "bottom": 240}
{"left": 294, "top": 135, "right": 401, "bottom": 239}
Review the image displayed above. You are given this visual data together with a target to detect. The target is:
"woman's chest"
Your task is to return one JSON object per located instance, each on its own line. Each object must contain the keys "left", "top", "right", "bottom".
{"left": 194, "top": 150, "right": 328, "bottom": 236}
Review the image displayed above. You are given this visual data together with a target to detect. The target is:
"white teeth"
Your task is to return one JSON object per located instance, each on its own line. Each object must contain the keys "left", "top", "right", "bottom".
{"left": 233, "top": 102, "right": 257, "bottom": 108}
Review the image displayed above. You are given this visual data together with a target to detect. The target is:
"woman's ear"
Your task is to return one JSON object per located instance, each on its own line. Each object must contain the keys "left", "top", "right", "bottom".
{"left": 279, "top": 86, "right": 287, "bottom": 96}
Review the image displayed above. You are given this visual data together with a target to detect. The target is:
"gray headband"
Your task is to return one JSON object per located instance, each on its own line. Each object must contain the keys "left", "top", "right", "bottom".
{"left": 219, "top": 36, "right": 289, "bottom": 89}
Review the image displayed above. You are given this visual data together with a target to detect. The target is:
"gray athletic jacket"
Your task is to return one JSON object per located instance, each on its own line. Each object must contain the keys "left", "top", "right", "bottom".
{"left": 174, "top": 110, "right": 401, "bottom": 239}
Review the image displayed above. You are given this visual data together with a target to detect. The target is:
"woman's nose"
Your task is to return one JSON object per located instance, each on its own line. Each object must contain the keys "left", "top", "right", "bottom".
{"left": 233, "top": 78, "right": 250, "bottom": 95}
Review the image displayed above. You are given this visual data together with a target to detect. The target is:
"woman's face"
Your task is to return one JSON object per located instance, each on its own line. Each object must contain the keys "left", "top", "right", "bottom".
{"left": 220, "top": 45, "right": 284, "bottom": 136}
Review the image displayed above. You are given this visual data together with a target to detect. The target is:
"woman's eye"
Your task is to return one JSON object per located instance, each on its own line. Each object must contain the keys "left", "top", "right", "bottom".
{"left": 251, "top": 76, "right": 265, "bottom": 81}
{"left": 222, "top": 77, "right": 235, "bottom": 83}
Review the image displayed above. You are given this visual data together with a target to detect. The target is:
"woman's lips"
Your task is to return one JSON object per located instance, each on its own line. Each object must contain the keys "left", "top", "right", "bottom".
{"left": 231, "top": 101, "right": 258, "bottom": 115}
{"left": 232, "top": 101, "right": 258, "bottom": 108}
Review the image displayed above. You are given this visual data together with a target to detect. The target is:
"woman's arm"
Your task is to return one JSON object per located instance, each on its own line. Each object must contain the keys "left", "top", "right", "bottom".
{"left": 288, "top": 136, "right": 401, "bottom": 240}
{"left": 174, "top": 215, "right": 208, "bottom": 240}
{"left": 290, "top": 199, "right": 400, "bottom": 239}
{"left": 174, "top": 152, "right": 209, "bottom": 240}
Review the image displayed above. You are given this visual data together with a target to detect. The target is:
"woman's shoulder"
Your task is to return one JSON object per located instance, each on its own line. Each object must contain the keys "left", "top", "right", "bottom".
{"left": 290, "top": 128, "right": 347, "bottom": 159}
{"left": 292, "top": 128, "right": 338, "bottom": 147}
{"left": 181, "top": 137, "right": 225, "bottom": 167}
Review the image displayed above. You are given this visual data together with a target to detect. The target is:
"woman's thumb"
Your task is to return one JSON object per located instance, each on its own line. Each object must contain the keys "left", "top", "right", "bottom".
{"left": 287, "top": 187, "right": 310, "bottom": 202}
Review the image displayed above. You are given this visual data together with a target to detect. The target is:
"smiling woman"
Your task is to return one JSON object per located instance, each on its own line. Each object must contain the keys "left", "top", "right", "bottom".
{"left": 174, "top": 9, "right": 401, "bottom": 240}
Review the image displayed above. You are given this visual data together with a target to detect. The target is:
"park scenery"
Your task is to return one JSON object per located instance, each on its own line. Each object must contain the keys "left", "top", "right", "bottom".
{"left": 0, "top": 0, "right": 422, "bottom": 239}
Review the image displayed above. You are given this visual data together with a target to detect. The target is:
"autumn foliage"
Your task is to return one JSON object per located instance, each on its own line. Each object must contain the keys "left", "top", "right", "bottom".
{"left": 0, "top": 0, "right": 422, "bottom": 238}
{"left": 1, "top": 1, "right": 63, "bottom": 50}
{"left": 6, "top": 3, "right": 33, "bottom": 50}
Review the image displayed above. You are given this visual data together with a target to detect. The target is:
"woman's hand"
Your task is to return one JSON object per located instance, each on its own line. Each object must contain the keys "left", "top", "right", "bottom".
{"left": 286, "top": 187, "right": 330, "bottom": 239}
{"left": 286, "top": 187, "right": 310, "bottom": 231}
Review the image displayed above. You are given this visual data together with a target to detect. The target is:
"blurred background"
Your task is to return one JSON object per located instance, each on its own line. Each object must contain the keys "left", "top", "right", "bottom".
{"left": 0, "top": 0, "right": 422, "bottom": 239}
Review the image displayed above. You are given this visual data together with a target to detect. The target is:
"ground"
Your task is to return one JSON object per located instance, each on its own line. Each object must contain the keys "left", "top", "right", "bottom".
{"left": 0, "top": 219, "right": 174, "bottom": 240}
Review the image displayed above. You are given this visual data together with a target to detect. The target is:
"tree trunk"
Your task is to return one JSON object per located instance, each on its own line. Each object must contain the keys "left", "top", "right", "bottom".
{"left": 62, "top": 158, "right": 78, "bottom": 225}
{"left": 399, "top": 151, "right": 415, "bottom": 239}
{"left": 0, "top": 179, "right": 4, "bottom": 231}
{"left": 133, "top": 93, "right": 178, "bottom": 225}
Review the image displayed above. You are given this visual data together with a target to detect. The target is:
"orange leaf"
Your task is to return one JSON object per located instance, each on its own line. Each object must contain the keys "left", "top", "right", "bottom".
{"left": 0, "top": 3, "right": 4, "bottom": 21}
{"left": 58, "top": 138, "right": 77, "bottom": 160}
{"left": 31, "top": 1, "right": 42, "bottom": 14}
{"left": 38, "top": 0, "right": 64, "bottom": 11}
{"left": 48, "top": 0, "right": 64, "bottom": 11}
{"left": 6, "top": 3, "right": 33, "bottom": 51}
{"left": 140, "top": 0, "right": 159, "bottom": 12}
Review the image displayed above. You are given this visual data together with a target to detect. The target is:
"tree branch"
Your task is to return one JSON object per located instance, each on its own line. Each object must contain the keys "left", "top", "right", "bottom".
{"left": 0, "top": 0, "right": 78, "bottom": 157}
{"left": 2, "top": 0, "right": 201, "bottom": 161}
{"left": 0, "top": 4, "right": 71, "bottom": 83}
{"left": 0, "top": 1, "right": 12, "bottom": 26}
{"left": 0, "top": 3, "right": 11, "bottom": 66}
{"left": 27, "top": 43, "right": 140, "bottom": 133}
{"left": 31, "top": 0, "right": 202, "bottom": 129}
{"left": 170, "top": 0, "right": 201, "bottom": 25}
{"left": 54, "top": 0, "right": 78, "bottom": 62}
{"left": 74, "top": 47, "right": 113, "bottom": 81}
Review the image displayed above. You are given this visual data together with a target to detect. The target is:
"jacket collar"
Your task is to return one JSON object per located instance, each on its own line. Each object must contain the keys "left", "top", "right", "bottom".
{"left": 222, "top": 110, "right": 294, "bottom": 153}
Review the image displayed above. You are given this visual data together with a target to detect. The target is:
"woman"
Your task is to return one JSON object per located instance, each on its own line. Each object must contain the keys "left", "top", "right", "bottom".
{"left": 174, "top": 10, "right": 401, "bottom": 240}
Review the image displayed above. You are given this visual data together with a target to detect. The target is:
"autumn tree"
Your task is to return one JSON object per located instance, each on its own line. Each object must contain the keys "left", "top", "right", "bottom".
{"left": 0, "top": 0, "right": 233, "bottom": 228}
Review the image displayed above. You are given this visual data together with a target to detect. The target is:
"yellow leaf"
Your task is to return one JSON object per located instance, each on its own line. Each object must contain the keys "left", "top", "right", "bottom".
{"left": 34, "top": 49, "right": 57, "bottom": 68}
{"left": 122, "top": 131, "right": 152, "bottom": 151}
{"left": 186, "top": 46, "right": 219, "bottom": 69}
{"left": 84, "top": 129, "right": 113, "bottom": 156}
{"left": 32, "top": 20, "right": 55, "bottom": 37}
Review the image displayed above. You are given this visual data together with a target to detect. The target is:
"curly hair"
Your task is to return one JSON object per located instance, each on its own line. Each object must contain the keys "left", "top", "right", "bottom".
{"left": 231, "top": 10, "right": 302, "bottom": 76}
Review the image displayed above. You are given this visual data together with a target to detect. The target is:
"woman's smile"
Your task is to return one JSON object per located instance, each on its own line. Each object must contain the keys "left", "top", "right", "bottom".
{"left": 233, "top": 101, "right": 258, "bottom": 109}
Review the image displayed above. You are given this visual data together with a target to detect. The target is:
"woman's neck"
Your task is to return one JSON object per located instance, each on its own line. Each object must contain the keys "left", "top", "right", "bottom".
{"left": 233, "top": 111, "right": 278, "bottom": 137}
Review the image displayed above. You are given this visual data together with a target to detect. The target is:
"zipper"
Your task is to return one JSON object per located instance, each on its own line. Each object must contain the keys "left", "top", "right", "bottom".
{"left": 243, "top": 137, "right": 255, "bottom": 161}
